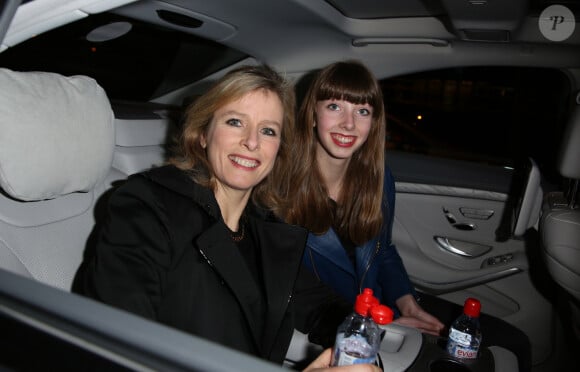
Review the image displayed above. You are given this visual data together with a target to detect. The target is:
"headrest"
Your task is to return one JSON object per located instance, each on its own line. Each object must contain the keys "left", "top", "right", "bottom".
{"left": 558, "top": 104, "right": 580, "bottom": 179}
{"left": 0, "top": 68, "right": 114, "bottom": 201}
{"left": 115, "top": 117, "right": 173, "bottom": 147}
{"left": 112, "top": 101, "right": 179, "bottom": 147}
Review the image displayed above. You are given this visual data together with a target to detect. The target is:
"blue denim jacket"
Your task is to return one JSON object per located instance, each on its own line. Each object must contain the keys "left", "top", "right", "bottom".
{"left": 302, "top": 166, "right": 414, "bottom": 315}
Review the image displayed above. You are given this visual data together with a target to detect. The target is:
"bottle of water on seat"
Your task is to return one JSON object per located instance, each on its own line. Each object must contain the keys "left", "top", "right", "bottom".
{"left": 446, "top": 297, "right": 482, "bottom": 360}
{"left": 331, "top": 288, "right": 382, "bottom": 366}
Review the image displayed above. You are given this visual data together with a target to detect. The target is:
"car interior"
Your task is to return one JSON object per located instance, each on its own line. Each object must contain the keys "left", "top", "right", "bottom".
{"left": 539, "top": 102, "right": 580, "bottom": 304}
{"left": 0, "top": 56, "right": 523, "bottom": 372}
{"left": 1, "top": 0, "right": 580, "bottom": 371}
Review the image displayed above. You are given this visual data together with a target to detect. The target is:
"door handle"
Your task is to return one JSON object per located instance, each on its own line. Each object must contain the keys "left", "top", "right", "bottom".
{"left": 435, "top": 236, "right": 491, "bottom": 258}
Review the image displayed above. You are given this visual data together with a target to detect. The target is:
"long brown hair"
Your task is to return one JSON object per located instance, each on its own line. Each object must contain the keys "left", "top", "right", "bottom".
{"left": 169, "top": 64, "right": 296, "bottom": 212}
{"left": 282, "top": 60, "right": 385, "bottom": 244}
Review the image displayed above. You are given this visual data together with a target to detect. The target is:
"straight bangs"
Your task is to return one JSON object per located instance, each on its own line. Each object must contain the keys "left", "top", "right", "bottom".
{"left": 315, "top": 64, "right": 382, "bottom": 118}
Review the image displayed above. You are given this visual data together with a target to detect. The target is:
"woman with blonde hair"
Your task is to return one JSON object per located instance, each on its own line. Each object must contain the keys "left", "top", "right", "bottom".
{"left": 81, "top": 64, "right": 377, "bottom": 370}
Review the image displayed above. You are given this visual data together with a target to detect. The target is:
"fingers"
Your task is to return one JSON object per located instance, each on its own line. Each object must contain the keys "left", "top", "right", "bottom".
{"left": 418, "top": 311, "right": 445, "bottom": 331}
{"left": 393, "top": 316, "right": 444, "bottom": 336}
{"left": 394, "top": 294, "right": 445, "bottom": 334}
{"left": 406, "top": 306, "right": 446, "bottom": 335}
{"left": 303, "top": 348, "right": 382, "bottom": 372}
{"left": 303, "top": 348, "right": 333, "bottom": 371}
{"left": 311, "top": 363, "right": 382, "bottom": 372}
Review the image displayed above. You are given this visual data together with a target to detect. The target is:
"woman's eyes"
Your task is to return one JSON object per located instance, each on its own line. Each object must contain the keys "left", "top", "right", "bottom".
{"left": 326, "top": 103, "right": 372, "bottom": 116}
{"left": 226, "top": 118, "right": 277, "bottom": 136}
{"left": 226, "top": 118, "right": 242, "bottom": 127}
{"left": 358, "top": 108, "right": 371, "bottom": 116}
{"left": 261, "top": 127, "right": 277, "bottom": 136}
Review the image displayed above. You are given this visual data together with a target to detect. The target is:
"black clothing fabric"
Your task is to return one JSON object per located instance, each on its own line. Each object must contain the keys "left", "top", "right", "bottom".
{"left": 81, "top": 165, "right": 351, "bottom": 364}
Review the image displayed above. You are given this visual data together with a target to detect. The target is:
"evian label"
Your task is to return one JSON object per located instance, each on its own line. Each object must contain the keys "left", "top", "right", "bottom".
{"left": 335, "top": 351, "right": 375, "bottom": 366}
{"left": 333, "top": 334, "right": 376, "bottom": 366}
{"left": 446, "top": 328, "right": 479, "bottom": 359}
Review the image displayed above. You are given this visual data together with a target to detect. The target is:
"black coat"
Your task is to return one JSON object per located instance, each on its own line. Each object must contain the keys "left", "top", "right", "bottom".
{"left": 82, "top": 165, "right": 349, "bottom": 363}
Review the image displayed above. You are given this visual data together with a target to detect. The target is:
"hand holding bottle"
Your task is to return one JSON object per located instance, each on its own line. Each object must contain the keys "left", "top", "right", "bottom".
{"left": 304, "top": 348, "right": 381, "bottom": 372}
{"left": 331, "top": 288, "right": 382, "bottom": 367}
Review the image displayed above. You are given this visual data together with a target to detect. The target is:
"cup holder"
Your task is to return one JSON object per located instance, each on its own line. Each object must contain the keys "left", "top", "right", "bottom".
{"left": 430, "top": 359, "right": 471, "bottom": 372}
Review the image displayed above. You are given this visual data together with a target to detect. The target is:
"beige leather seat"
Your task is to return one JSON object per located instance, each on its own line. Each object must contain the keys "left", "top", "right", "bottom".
{"left": 0, "top": 68, "right": 119, "bottom": 290}
{"left": 111, "top": 101, "right": 178, "bottom": 176}
{"left": 540, "top": 103, "right": 580, "bottom": 346}
{"left": 540, "top": 104, "right": 580, "bottom": 301}
{"left": 0, "top": 69, "right": 176, "bottom": 291}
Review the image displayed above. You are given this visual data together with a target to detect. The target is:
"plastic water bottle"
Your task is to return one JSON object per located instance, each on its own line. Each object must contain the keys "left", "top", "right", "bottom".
{"left": 331, "top": 288, "right": 382, "bottom": 366}
{"left": 369, "top": 303, "right": 394, "bottom": 328}
{"left": 369, "top": 304, "right": 393, "bottom": 341}
{"left": 370, "top": 304, "right": 405, "bottom": 353}
{"left": 446, "top": 297, "right": 482, "bottom": 360}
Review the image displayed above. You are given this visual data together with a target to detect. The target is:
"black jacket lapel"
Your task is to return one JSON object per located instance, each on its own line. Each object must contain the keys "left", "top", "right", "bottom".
{"left": 254, "top": 220, "right": 308, "bottom": 357}
{"left": 196, "top": 222, "right": 264, "bottom": 353}
{"left": 143, "top": 165, "right": 309, "bottom": 359}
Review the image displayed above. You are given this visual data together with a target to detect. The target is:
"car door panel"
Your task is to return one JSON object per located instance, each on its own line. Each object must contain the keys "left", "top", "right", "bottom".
{"left": 388, "top": 151, "right": 555, "bottom": 365}
{"left": 394, "top": 191, "right": 527, "bottom": 292}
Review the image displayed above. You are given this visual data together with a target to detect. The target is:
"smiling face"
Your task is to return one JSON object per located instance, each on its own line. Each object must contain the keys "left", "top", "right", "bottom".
{"left": 315, "top": 98, "right": 373, "bottom": 164}
{"left": 201, "top": 89, "right": 283, "bottom": 200}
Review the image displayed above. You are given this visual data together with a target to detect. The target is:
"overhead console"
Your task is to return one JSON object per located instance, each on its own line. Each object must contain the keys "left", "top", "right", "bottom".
{"left": 440, "top": 0, "right": 528, "bottom": 42}
{"left": 113, "top": 0, "right": 237, "bottom": 41}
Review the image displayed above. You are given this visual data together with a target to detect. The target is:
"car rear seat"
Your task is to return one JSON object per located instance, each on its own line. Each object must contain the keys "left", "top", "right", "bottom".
{"left": 0, "top": 68, "right": 520, "bottom": 371}
{"left": 0, "top": 68, "right": 174, "bottom": 291}
{"left": 111, "top": 101, "right": 179, "bottom": 176}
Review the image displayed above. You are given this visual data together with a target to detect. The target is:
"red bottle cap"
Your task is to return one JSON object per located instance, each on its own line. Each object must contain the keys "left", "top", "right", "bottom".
{"left": 354, "top": 288, "right": 378, "bottom": 316}
{"left": 463, "top": 297, "right": 481, "bottom": 318}
{"left": 370, "top": 304, "right": 394, "bottom": 325}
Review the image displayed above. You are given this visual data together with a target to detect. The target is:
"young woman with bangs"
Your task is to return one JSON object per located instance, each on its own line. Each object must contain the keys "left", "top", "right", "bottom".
{"left": 282, "top": 60, "right": 532, "bottom": 372}
{"left": 282, "top": 60, "right": 444, "bottom": 334}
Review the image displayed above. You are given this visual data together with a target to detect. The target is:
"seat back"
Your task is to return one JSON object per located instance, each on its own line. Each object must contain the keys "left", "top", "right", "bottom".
{"left": 540, "top": 103, "right": 580, "bottom": 300}
{"left": 111, "top": 101, "right": 179, "bottom": 176}
{"left": 0, "top": 68, "right": 119, "bottom": 291}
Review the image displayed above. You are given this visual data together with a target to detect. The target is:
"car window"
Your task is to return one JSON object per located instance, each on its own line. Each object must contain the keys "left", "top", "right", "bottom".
{"left": 0, "top": 12, "right": 247, "bottom": 102}
{"left": 381, "top": 66, "right": 571, "bottom": 185}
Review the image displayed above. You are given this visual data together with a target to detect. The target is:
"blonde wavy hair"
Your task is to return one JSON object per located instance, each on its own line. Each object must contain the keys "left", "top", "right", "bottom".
{"left": 169, "top": 64, "right": 296, "bottom": 212}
